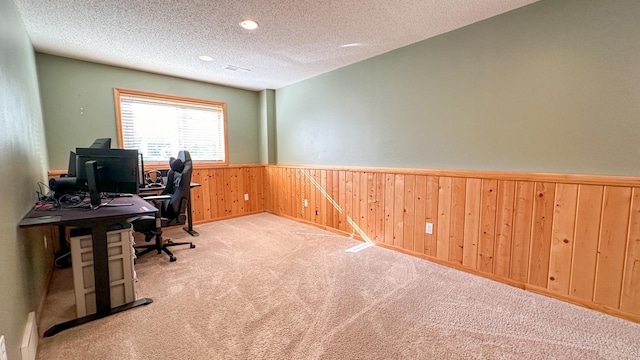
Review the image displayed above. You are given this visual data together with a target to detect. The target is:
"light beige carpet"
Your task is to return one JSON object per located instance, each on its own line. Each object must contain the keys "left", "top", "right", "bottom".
{"left": 37, "top": 213, "right": 640, "bottom": 359}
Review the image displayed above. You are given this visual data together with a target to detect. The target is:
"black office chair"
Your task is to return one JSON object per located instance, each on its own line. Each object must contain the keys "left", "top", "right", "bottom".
{"left": 130, "top": 150, "right": 196, "bottom": 261}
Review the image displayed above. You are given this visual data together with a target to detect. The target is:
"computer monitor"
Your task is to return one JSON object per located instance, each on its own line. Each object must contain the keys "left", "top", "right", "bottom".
{"left": 67, "top": 151, "right": 77, "bottom": 177}
{"left": 75, "top": 148, "right": 140, "bottom": 198}
{"left": 89, "top": 138, "right": 111, "bottom": 149}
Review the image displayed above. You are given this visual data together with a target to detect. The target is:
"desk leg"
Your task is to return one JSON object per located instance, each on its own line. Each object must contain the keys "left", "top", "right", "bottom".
{"left": 43, "top": 223, "right": 154, "bottom": 337}
{"left": 183, "top": 194, "right": 199, "bottom": 237}
{"left": 43, "top": 298, "right": 153, "bottom": 337}
{"left": 92, "top": 223, "right": 112, "bottom": 314}
{"left": 55, "top": 225, "right": 71, "bottom": 268}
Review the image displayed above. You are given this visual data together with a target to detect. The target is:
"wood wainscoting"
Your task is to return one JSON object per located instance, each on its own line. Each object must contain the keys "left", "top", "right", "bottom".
{"left": 47, "top": 163, "right": 640, "bottom": 322}
{"left": 264, "top": 164, "right": 640, "bottom": 323}
{"left": 48, "top": 164, "right": 267, "bottom": 223}
{"left": 189, "top": 165, "right": 265, "bottom": 223}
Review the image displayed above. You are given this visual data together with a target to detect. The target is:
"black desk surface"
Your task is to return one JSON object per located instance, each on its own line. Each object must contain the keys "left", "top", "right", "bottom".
{"left": 20, "top": 195, "right": 157, "bottom": 228}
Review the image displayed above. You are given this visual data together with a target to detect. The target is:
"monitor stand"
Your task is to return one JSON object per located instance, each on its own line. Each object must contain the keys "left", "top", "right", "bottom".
{"left": 85, "top": 160, "right": 102, "bottom": 206}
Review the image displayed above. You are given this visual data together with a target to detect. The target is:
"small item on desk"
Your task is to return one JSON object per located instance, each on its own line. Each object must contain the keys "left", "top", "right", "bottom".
{"left": 145, "top": 170, "right": 164, "bottom": 187}
{"left": 104, "top": 192, "right": 134, "bottom": 198}
{"left": 34, "top": 201, "right": 55, "bottom": 210}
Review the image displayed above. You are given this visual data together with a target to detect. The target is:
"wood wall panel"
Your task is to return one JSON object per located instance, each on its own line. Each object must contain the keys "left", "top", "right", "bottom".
{"left": 188, "top": 164, "right": 640, "bottom": 323}
{"left": 229, "top": 168, "right": 239, "bottom": 215}
{"left": 345, "top": 171, "right": 354, "bottom": 235}
{"left": 621, "top": 188, "right": 640, "bottom": 313}
{"left": 333, "top": 171, "right": 341, "bottom": 231}
{"left": 360, "top": 172, "right": 368, "bottom": 238}
{"left": 594, "top": 186, "right": 632, "bottom": 308}
{"left": 462, "top": 178, "right": 481, "bottom": 269}
{"left": 367, "top": 173, "right": 377, "bottom": 242}
{"left": 352, "top": 171, "right": 360, "bottom": 235}
{"left": 263, "top": 167, "right": 270, "bottom": 211}
{"left": 374, "top": 173, "right": 385, "bottom": 243}
{"left": 547, "top": 184, "right": 578, "bottom": 295}
{"left": 424, "top": 176, "right": 439, "bottom": 257}
{"left": 393, "top": 174, "right": 405, "bottom": 249}
{"left": 494, "top": 180, "right": 515, "bottom": 277}
{"left": 529, "top": 182, "right": 555, "bottom": 287}
{"left": 327, "top": 170, "right": 335, "bottom": 229}
{"left": 437, "top": 177, "right": 452, "bottom": 261}
{"left": 569, "top": 185, "right": 603, "bottom": 301}
{"left": 338, "top": 171, "right": 347, "bottom": 232}
{"left": 403, "top": 175, "right": 416, "bottom": 251}
{"left": 216, "top": 169, "right": 226, "bottom": 216}
{"left": 449, "top": 178, "right": 466, "bottom": 265}
{"left": 383, "top": 174, "right": 394, "bottom": 246}
{"left": 510, "top": 181, "right": 534, "bottom": 283}
{"left": 414, "top": 176, "right": 427, "bottom": 255}
{"left": 312, "top": 170, "right": 318, "bottom": 221}
{"left": 479, "top": 179, "right": 498, "bottom": 273}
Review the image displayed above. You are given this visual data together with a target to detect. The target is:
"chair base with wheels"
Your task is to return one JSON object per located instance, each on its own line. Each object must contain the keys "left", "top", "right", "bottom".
{"left": 133, "top": 223, "right": 195, "bottom": 262}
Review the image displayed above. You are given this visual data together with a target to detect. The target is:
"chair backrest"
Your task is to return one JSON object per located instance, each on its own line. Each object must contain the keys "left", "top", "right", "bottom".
{"left": 163, "top": 150, "right": 192, "bottom": 222}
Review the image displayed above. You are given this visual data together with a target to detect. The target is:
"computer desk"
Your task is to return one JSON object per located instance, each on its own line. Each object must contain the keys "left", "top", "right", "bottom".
{"left": 139, "top": 182, "right": 201, "bottom": 236}
{"left": 19, "top": 195, "right": 158, "bottom": 337}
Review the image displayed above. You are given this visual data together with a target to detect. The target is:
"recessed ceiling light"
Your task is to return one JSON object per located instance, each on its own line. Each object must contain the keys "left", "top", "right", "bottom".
{"left": 239, "top": 19, "right": 259, "bottom": 30}
{"left": 198, "top": 55, "right": 213, "bottom": 61}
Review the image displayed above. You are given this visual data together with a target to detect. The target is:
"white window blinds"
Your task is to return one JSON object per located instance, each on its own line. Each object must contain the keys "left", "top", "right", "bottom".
{"left": 117, "top": 91, "right": 227, "bottom": 163}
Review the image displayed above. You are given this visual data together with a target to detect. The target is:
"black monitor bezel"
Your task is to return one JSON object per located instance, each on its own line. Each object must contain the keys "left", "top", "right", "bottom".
{"left": 75, "top": 148, "right": 139, "bottom": 195}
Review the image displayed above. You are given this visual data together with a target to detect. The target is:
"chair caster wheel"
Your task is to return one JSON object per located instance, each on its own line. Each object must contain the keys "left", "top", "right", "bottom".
{"left": 169, "top": 256, "right": 176, "bottom": 262}
{"left": 190, "top": 244, "right": 196, "bottom": 248}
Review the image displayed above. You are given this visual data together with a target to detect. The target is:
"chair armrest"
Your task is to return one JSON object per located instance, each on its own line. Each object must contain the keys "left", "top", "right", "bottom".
{"left": 141, "top": 195, "right": 171, "bottom": 213}
{"left": 141, "top": 194, "right": 172, "bottom": 201}
{"left": 127, "top": 215, "right": 157, "bottom": 226}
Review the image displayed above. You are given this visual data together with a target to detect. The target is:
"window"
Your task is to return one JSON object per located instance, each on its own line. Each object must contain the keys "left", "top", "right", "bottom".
{"left": 114, "top": 88, "right": 228, "bottom": 165}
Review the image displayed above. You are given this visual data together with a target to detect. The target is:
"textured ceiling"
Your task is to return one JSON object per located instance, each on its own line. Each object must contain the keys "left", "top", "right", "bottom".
{"left": 14, "top": 0, "right": 539, "bottom": 91}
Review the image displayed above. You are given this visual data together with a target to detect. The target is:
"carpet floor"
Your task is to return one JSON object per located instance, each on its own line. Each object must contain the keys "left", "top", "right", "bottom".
{"left": 36, "top": 213, "right": 640, "bottom": 359}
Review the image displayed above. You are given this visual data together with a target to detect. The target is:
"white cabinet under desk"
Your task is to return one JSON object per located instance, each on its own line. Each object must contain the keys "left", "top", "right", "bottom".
{"left": 70, "top": 228, "right": 136, "bottom": 318}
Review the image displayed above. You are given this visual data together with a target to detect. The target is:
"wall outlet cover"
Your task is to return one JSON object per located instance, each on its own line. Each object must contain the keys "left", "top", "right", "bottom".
{"left": 425, "top": 222, "right": 433, "bottom": 234}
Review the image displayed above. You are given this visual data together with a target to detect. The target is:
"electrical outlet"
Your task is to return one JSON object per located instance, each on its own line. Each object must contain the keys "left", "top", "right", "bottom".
{"left": 244, "top": 193, "right": 249, "bottom": 201}
{"left": 425, "top": 222, "right": 433, "bottom": 234}
{"left": 1, "top": 335, "right": 7, "bottom": 360}
{"left": 304, "top": 199, "right": 308, "bottom": 207}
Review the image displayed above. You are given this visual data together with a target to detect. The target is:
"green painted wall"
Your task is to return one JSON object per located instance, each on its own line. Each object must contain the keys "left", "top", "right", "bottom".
{"left": 36, "top": 54, "right": 261, "bottom": 169}
{"left": 259, "top": 89, "right": 277, "bottom": 164}
{"left": 0, "top": 0, "right": 54, "bottom": 358}
{"left": 275, "top": 0, "right": 640, "bottom": 176}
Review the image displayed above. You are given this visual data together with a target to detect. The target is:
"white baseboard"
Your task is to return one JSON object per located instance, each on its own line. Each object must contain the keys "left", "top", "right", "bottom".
{"left": 20, "top": 312, "right": 37, "bottom": 360}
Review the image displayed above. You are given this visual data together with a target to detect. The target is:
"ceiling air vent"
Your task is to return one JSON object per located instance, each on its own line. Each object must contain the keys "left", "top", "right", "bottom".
{"left": 224, "top": 65, "right": 250, "bottom": 74}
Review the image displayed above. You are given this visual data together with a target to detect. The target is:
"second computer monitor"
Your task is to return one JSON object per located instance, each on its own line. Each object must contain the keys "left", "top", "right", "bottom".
{"left": 89, "top": 138, "right": 112, "bottom": 149}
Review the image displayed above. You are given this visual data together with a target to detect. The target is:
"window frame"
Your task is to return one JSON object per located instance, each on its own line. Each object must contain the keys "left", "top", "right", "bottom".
{"left": 113, "top": 88, "right": 229, "bottom": 167}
